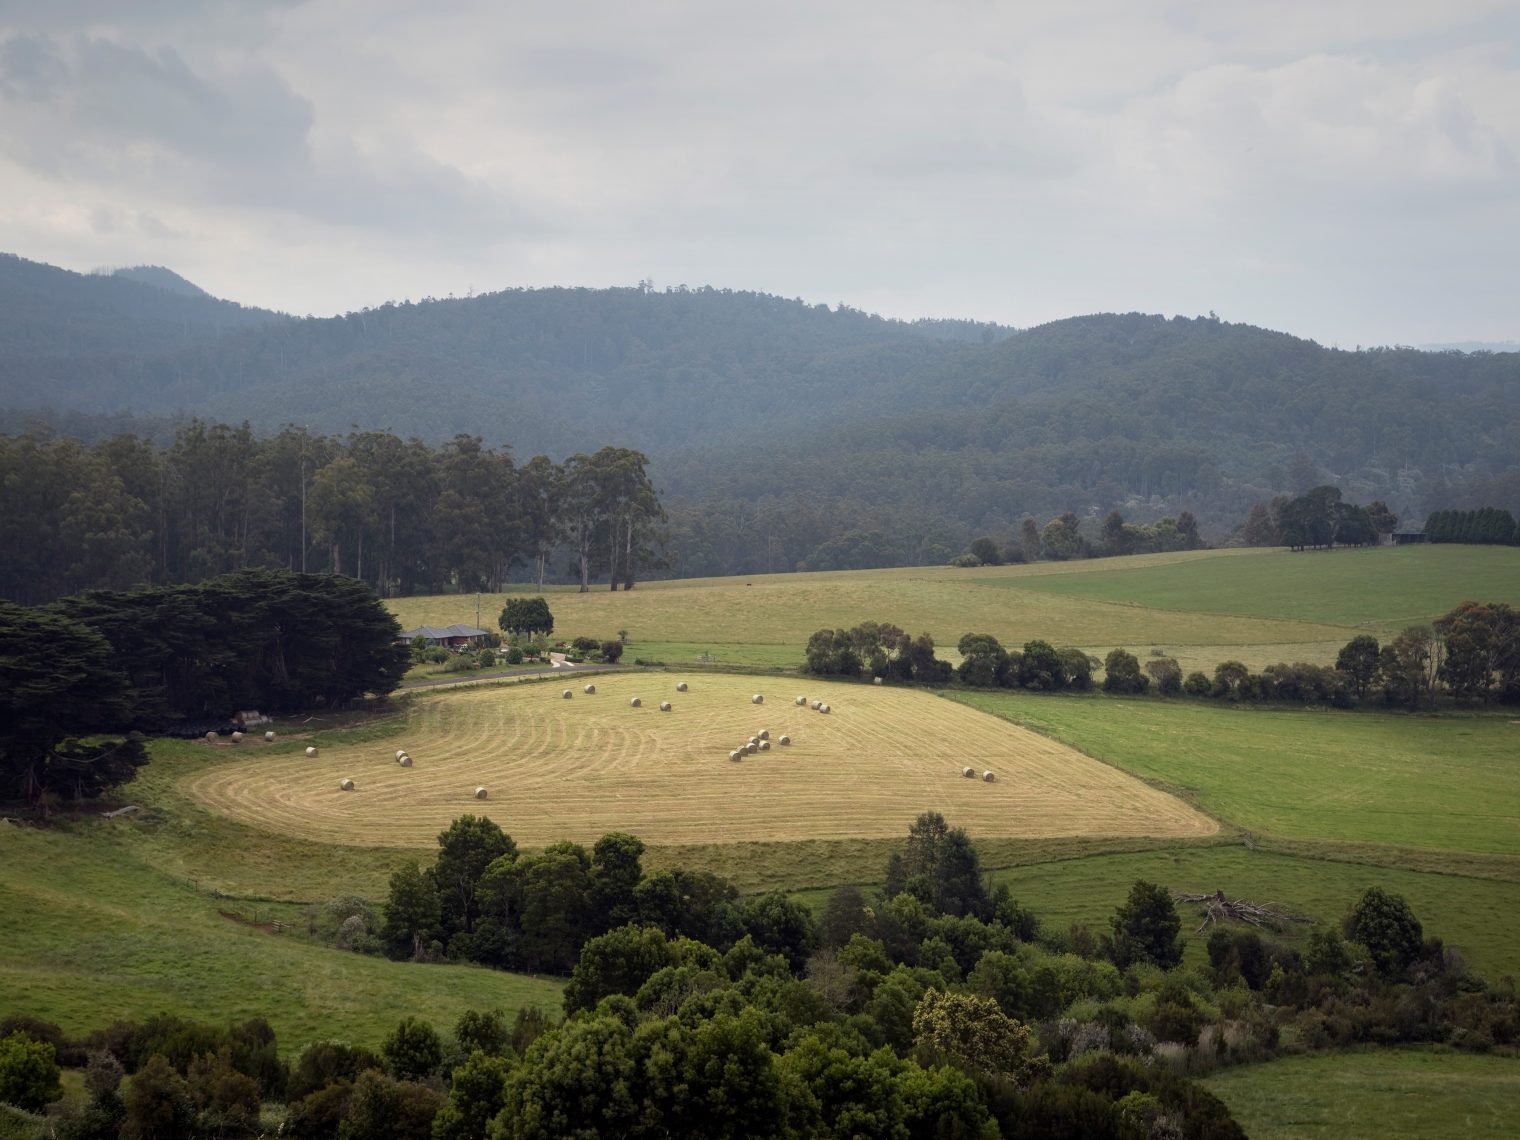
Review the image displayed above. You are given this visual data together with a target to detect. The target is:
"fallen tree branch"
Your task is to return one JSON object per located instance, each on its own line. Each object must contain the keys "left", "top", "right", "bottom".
{"left": 1172, "top": 888, "right": 1316, "bottom": 934}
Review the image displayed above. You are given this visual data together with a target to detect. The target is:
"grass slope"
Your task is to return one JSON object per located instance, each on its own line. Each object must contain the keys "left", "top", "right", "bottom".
{"left": 0, "top": 826, "right": 562, "bottom": 1053}
{"left": 1203, "top": 1049, "right": 1520, "bottom": 1139}
{"left": 1011, "top": 545, "right": 1520, "bottom": 632}
{"left": 389, "top": 549, "right": 1358, "bottom": 671}
{"left": 947, "top": 691, "right": 1520, "bottom": 859}
{"left": 180, "top": 674, "right": 1215, "bottom": 849}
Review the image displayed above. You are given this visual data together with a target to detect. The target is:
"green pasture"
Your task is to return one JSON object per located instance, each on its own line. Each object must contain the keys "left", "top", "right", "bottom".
{"left": 1203, "top": 1049, "right": 1520, "bottom": 1139}
{"left": 947, "top": 691, "right": 1520, "bottom": 860}
{"left": 1012, "top": 544, "right": 1520, "bottom": 632}
{"left": 0, "top": 825, "right": 562, "bottom": 1054}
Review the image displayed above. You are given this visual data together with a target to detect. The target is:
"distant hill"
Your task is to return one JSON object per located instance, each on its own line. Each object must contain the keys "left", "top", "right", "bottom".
{"left": 1, "top": 254, "right": 1518, "bottom": 563}
{"left": 1418, "top": 341, "right": 1520, "bottom": 354}
{"left": 101, "top": 264, "right": 214, "bottom": 299}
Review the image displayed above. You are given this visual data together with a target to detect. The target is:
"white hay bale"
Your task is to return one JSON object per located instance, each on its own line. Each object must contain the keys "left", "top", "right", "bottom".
{"left": 630, "top": 697, "right": 642, "bottom": 707}
{"left": 230, "top": 730, "right": 244, "bottom": 742}
{"left": 779, "top": 735, "right": 791, "bottom": 745}
{"left": 660, "top": 701, "right": 672, "bottom": 712}
{"left": 746, "top": 742, "right": 758, "bottom": 754}
{"left": 399, "top": 755, "right": 412, "bottom": 768}
{"left": 306, "top": 746, "right": 318, "bottom": 758}
{"left": 982, "top": 770, "right": 995, "bottom": 783}
{"left": 752, "top": 694, "right": 764, "bottom": 704}
{"left": 748, "top": 736, "right": 759, "bottom": 746}
{"left": 729, "top": 750, "right": 742, "bottom": 762}
{"left": 759, "top": 740, "right": 771, "bottom": 751}
{"left": 395, "top": 750, "right": 407, "bottom": 760}
{"left": 795, "top": 696, "right": 807, "bottom": 705}
{"left": 264, "top": 731, "right": 275, "bottom": 742}
{"left": 563, "top": 689, "right": 573, "bottom": 699}
{"left": 339, "top": 778, "right": 354, "bottom": 791}
{"left": 205, "top": 731, "right": 218, "bottom": 742}
{"left": 962, "top": 766, "right": 975, "bottom": 778}
{"left": 758, "top": 729, "right": 769, "bottom": 740}
{"left": 820, "top": 704, "right": 831, "bottom": 714}
{"left": 874, "top": 676, "right": 883, "bottom": 685}
{"left": 676, "top": 682, "right": 688, "bottom": 692}
{"left": 474, "top": 786, "right": 488, "bottom": 800}
{"left": 584, "top": 683, "right": 596, "bottom": 694}
{"left": 810, "top": 700, "right": 821, "bottom": 710}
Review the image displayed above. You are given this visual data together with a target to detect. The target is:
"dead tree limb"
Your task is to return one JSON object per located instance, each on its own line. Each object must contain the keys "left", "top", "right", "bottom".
{"left": 1172, "top": 889, "right": 1315, "bottom": 934}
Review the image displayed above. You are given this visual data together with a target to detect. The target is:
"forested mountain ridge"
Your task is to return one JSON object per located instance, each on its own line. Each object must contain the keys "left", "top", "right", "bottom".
{"left": 3, "top": 254, "right": 1519, "bottom": 579}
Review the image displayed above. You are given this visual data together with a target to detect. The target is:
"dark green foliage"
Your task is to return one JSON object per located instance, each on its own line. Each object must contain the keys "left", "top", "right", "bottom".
{"left": 956, "top": 634, "right": 1011, "bottom": 688}
{"left": 1345, "top": 888, "right": 1424, "bottom": 976}
{"left": 431, "top": 816, "right": 516, "bottom": 939}
{"left": 0, "top": 1033, "right": 61, "bottom": 1113}
{"left": 1018, "top": 640, "right": 1067, "bottom": 691}
{"left": 286, "top": 1041, "right": 383, "bottom": 1102}
{"left": 381, "top": 862, "right": 441, "bottom": 960}
{"left": 818, "top": 885, "right": 872, "bottom": 951}
{"left": 600, "top": 639, "right": 624, "bottom": 663}
{"left": 1101, "top": 649, "right": 1148, "bottom": 695}
{"left": 1336, "top": 634, "right": 1382, "bottom": 698}
{"left": 967, "top": 537, "right": 1003, "bottom": 566}
{"left": 1143, "top": 657, "right": 1182, "bottom": 696}
{"left": 498, "top": 597, "right": 554, "bottom": 638}
{"left": 339, "top": 1068, "right": 442, "bottom": 1140}
{"left": 433, "top": 1050, "right": 513, "bottom": 1140}
{"left": 120, "top": 1054, "right": 196, "bottom": 1137}
{"left": 1108, "top": 881, "right": 1183, "bottom": 970}
{"left": 185, "top": 1046, "right": 261, "bottom": 1137}
{"left": 1425, "top": 507, "right": 1518, "bottom": 545}
{"left": 563, "top": 925, "right": 686, "bottom": 1015}
{"left": 739, "top": 892, "right": 817, "bottom": 974}
{"left": 382, "top": 1017, "right": 442, "bottom": 1082}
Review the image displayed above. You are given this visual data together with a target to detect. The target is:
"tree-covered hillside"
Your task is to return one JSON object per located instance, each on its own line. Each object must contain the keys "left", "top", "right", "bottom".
{"left": 3, "top": 256, "right": 1518, "bottom": 576}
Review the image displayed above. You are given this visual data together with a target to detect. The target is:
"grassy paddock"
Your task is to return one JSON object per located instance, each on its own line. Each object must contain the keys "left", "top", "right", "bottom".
{"left": 388, "top": 550, "right": 1353, "bottom": 671}
{"left": 0, "top": 827, "right": 563, "bottom": 1053}
{"left": 946, "top": 691, "right": 1520, "bottom": 858}
{"left": 1202, "top": 1048, "right": 1520, "bottom": 1139}
{"left": 179, "top": 674, "right": 1216, "bottom": 849}
{"left": 1013, "top": 545, "right": 1520, "bottom": 631}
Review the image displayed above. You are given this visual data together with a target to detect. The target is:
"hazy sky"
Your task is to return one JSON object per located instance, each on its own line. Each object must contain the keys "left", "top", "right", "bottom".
{"left": 1, "top": 0, "right": 1517, "bottom": 346}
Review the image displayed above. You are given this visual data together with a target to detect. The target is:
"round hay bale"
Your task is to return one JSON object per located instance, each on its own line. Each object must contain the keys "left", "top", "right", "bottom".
{"left": 795, "top": 696, "right": 807, "bottom": 706}
{"left": 474, "top": 786, "right": 488, "bottom": 800}
{"left": 759, "top": 740, "right": 770, "bottom": 751}
{"left": 399, "top": 755, "right": 412, "bottom": 768}
{"left": 339, "top": 778, "right": 354, "bottom": 791}
{"left": 584, "top": 683, "right": 596, "bottom": 694}
{"left": 660, "top": 701, "right": 672, "bottom": 712}
{"left": 306, "top": 746, "right": 318, "bottom": 758}
{"left": 729, "top": 750, "right": 742, "bottom": 762}
{"left": 752, "top": 693, "right": 764, "bottom": 704}
{"left": 230, "top": 730, "right": 244, "bottom": 742}
{"left": 746, "top": 742, "right": 758, "bottom": 754}
{"left": 676, "top": 682, "right": 689, "bottom": 692}
{"left": 395, "top": 750, "right": 407, "bottom": 761}
{"left": 779, "top": 735, "right": 791, "bottom": 745}
{"left": 630, "top": 697, "right": 642, "bottom": 707}
{"left": 205, "top": 731, "right": 218, "bottom": 742}
{"left": 264, "top": 731, "right": 275, "bottom": 742}
{"left": 562, "top": 689, "right": 573, "bottom": 699}
{"left": 982, "top": 770, "right": 995, "bottom": 783}
{"left": 748, "top": 736, "right": 759, "bottom": 746}
{"left": 874, "top": 676, "right": 884, "bottom": 685}
{"left": 758, "top": 729, "right": 769, "bottom": 740}
{"left": 820, "top": 704, "right": 831, "bottom": 714}
{"left": 962, "top": 766, "right": 975, "bottom": 778}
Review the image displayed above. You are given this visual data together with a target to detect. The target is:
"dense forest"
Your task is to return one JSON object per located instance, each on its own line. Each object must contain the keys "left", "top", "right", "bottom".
{"left": 4, "top": 254, "right": 1520, "bottom": 578}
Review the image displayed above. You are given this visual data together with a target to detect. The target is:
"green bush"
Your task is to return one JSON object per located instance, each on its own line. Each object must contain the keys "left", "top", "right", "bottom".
{"left": 504, "top": 646, "right": 524, "bottom": 665}
{"left": 477, "top": 649, "right": 496, "bottom": 668}
{"left": 0, "top": 1033, "right": 61, "bottom": 1114}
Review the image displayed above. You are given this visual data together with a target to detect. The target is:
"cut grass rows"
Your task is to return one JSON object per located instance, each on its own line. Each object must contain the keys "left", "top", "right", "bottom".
{"left": 179, "top": 674, "right": 1217, "bottom": 849}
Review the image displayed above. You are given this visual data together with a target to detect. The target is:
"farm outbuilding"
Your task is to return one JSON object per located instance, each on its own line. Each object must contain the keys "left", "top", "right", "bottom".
{"left": 398, "top": 624, "right": 492, "bottom": 649}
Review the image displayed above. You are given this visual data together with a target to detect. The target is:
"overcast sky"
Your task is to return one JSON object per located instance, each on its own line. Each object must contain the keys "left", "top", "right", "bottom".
{"left": 1, "top": 0, "right": 1517, "bottom": 346}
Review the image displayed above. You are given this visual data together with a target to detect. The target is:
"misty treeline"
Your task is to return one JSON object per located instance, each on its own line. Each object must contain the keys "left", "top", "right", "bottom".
{"left": 0, "top": 424, "right": 662, "bottom": 605}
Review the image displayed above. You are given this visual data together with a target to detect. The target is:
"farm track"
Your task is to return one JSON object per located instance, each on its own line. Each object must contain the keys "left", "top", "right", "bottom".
{"left": 182, "top": 674, "right": 1217, "bottom": 849}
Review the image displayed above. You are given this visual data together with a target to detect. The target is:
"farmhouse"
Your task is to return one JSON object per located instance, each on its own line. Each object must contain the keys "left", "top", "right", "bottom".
{"left": 399, "top": 623, "right": 491, "bottom": 648}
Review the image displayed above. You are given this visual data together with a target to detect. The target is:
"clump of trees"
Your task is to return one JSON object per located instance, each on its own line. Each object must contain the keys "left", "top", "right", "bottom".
{"left": 1240, "top": 487, "right": 1389, "bottom": 549}
{"left": 1424, "top": 508, "right": 1518, "bottom": 545}
{"left": 0, "top": 427, "right": 666, "bottom": 605}
{"left": 953, "top": 509, "right": 1203, "bottom": 567}
{"left": 1, "top": 570, "right": 407, "bottom": 812}
{"left": 804, "top": 621, "right": 952, "bottom": 682}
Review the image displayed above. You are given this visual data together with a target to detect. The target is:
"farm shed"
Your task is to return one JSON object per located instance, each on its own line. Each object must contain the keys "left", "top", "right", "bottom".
{"left": 399, "top": 623, "right": 492, "bottom": 648}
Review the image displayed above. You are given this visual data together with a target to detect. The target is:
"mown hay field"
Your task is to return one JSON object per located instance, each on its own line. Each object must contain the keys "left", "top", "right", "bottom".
{"left": 182, "top": 674, "right": 1216, "bottom": 849}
